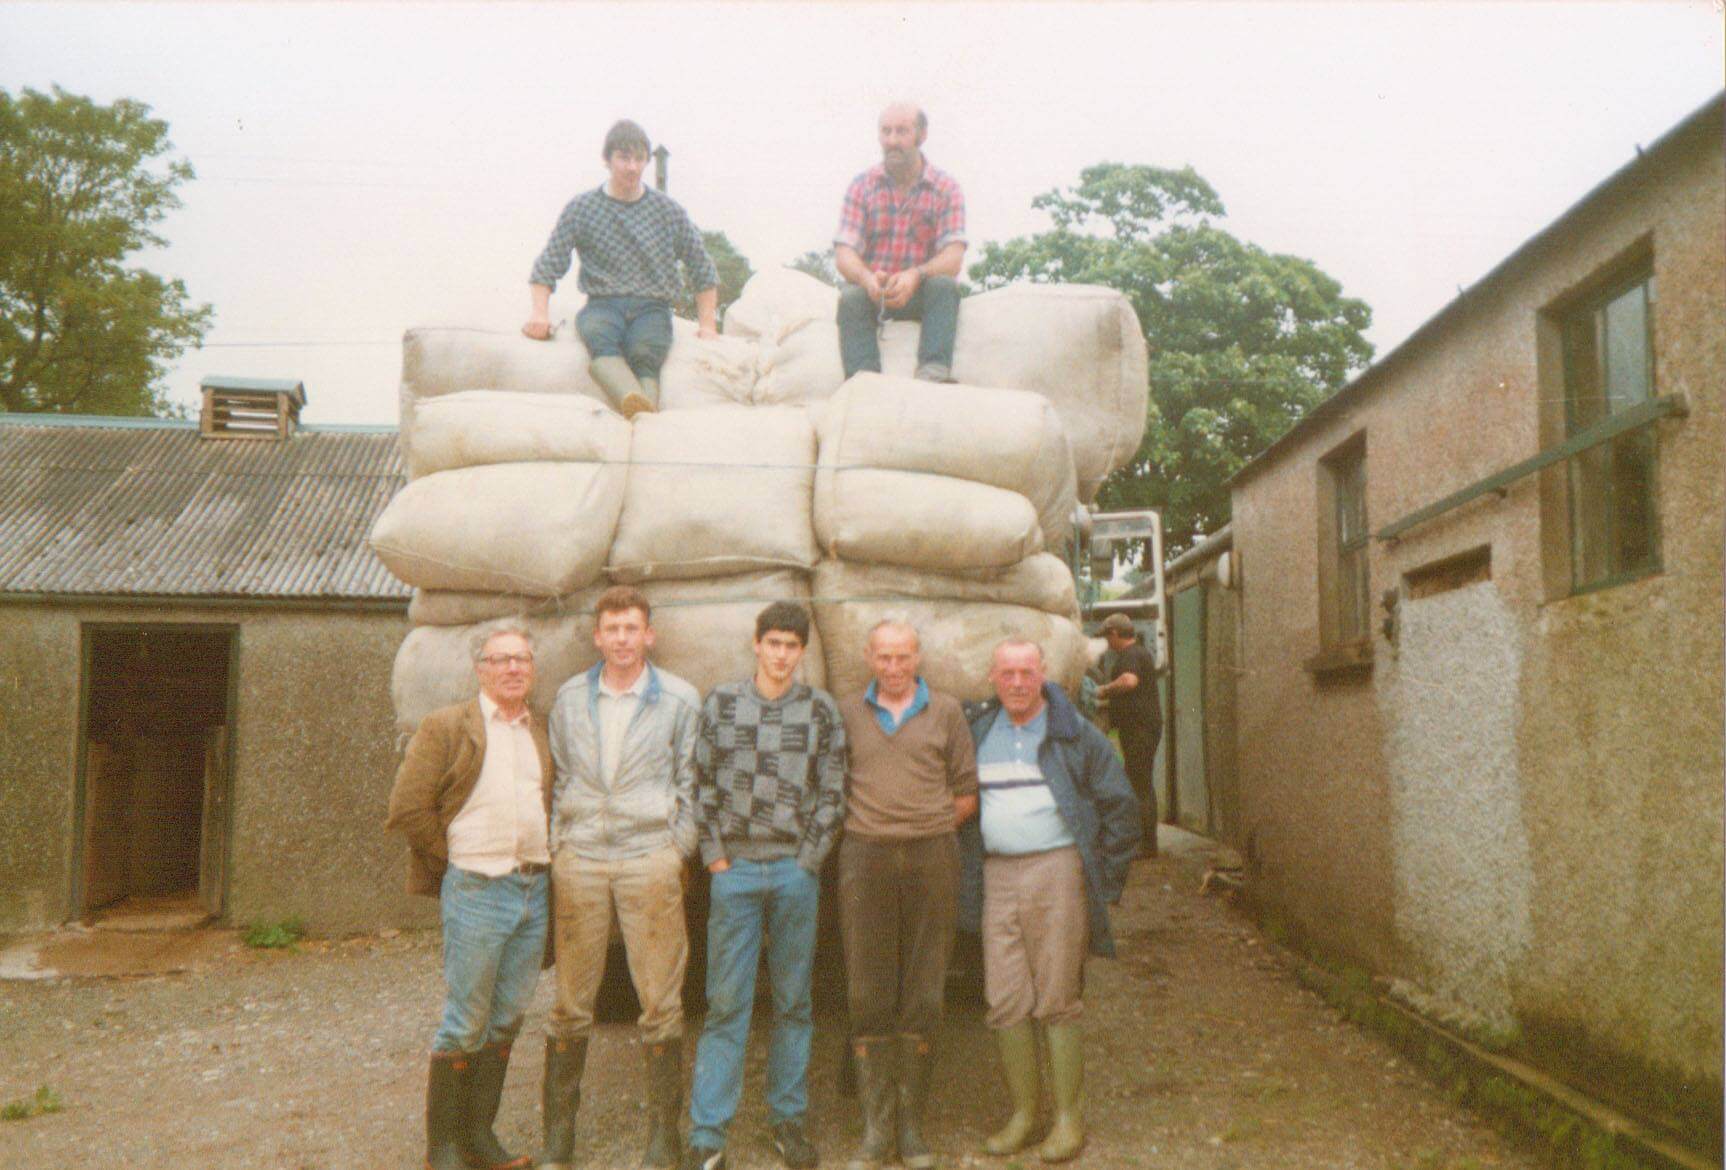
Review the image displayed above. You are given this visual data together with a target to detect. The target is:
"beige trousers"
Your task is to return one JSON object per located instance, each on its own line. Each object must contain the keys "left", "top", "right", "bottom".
{"left": 548, "top": 846, "right": 688, "bottom": 1042}
{"left": 981, "top": 846, "right": 1088, "bottom": 1029}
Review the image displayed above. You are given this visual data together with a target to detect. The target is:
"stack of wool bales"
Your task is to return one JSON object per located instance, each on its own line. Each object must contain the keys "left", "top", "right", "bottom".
{"left": 375, "top": 272, "right": 1148, "bottom": 730}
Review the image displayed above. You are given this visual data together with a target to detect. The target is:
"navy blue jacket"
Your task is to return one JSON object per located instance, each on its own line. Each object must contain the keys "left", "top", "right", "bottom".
{"left": 958, "top": 684, "right": 1140, "bottom": 959}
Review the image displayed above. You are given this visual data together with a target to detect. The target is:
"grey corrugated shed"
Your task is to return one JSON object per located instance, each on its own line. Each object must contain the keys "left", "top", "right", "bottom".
{"left": 0, "top": 413, "right": 410, "bottom": 602}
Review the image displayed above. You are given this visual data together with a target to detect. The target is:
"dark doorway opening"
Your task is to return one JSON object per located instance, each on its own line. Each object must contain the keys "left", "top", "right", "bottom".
{"left": 78, "top": 625, "right": 234, "bottom": 926}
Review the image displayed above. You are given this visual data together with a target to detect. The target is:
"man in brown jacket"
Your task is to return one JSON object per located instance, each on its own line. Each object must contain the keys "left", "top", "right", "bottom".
{"left": 837, "top": 620, "right": 979, "bottom": 1170}
{"left": 387, "top": 621, "right": 553, "bottom": 1170}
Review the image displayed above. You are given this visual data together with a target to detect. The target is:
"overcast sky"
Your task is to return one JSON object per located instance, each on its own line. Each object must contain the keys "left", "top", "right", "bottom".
{"left": 3, "top": 1, "right": 1721, "bottom": 426}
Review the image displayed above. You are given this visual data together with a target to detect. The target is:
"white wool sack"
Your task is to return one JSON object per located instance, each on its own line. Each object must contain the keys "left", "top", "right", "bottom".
{"left": 817, "top": 374, "right": 1076, "bottom": 551}
{"left": 370, "top": 462, "right": 624, "bottom": 595}
{"left": 733, "top": 281, "right": 1148, "bottom": 501}
{"left": 608, "top": 407, "right": 818, "bottom": 581}
{"left": 812, "top": 555, "right": 1080, "bottom": 622}
{"left": 390, "top": 610, "right": 601, "bottom": 732}
{"left": 407, "top": 589, "right": 588, "bottom": 627}
{"left": 398, "top": 320, "right": 760, "bottom": 438}
{"left": 407, "top": 390, "right": 632, "bottom": 479}
{"left": 722, "top": 268, "right": 840, "bottom": 343}
{"left": 640, "top": 570, "right": 825, "bottom": 696}
{"left": 812, "top": 589, "right": 1089, "bottom": 703}
{"left": 813, "top": 468, "right": 1043, "bottom": 571}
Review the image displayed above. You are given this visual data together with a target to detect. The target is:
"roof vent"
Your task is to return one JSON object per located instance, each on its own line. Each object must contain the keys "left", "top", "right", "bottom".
{"left": 199, "top": 376, "right": 307, "bottom": 440}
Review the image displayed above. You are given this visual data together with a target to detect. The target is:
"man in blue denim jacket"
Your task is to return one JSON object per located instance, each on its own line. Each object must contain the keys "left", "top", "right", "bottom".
{"left": 959, "top": 639, "right": 1139, "bottom": 1164}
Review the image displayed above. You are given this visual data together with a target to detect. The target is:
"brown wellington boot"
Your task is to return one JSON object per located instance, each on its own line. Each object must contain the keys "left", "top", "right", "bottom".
{"left": 425, "top": 1050, "right": 471, "bottom": 1170}
{"left": 641, "top": 1038, "right": 683, "bottom": 1169}
{"left": 896, "top": 1033, "right": 937, "bottom": 1169}
{"left": 844, "top": 1035, "right": 897, "bottom": 1170}
{"left": 466, "top": 1041, "right": 532, "bottom": 1169}
{"left": 535, "top": 1035, "right": 587, "bottom": 1170}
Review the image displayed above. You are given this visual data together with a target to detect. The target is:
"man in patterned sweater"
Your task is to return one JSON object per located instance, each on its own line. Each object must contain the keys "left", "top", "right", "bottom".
{"left": 682, "top": 602, "right": 847, "bottom": 1170}
{"left": 523, "top": 119, "right": 719, "bottom": 418}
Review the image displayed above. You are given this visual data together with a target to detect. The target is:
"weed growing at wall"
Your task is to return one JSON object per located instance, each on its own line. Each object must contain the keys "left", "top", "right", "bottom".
{"left": 2, "top": 1084, "right": 64, "bottom": 1121}
{"left": 243, "top": 917, "right": 305, "bottom": 950}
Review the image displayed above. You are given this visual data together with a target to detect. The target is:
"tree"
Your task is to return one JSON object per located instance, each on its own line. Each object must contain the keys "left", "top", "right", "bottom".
{"left": 677, "top": 230, "right": 753, "bottom": 321}
{"left": 789, "top": 248, "right": 842, "bottom": 289}
{"left": 0, "top": 86, "right": 212, "bottom": 416}
{"left": 969, "top": 163, "right": 1374, "bottom": 555}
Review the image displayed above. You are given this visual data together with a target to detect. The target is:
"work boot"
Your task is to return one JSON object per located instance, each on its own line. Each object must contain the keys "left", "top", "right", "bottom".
{"left": 642, "top": 1038, "right": 683, "bottom": 1169}
{"left": 982, "top": 1021, "right": 1040, "bottom": 1156}
{"left": 425, "top": 1051, "right": 472, "bottom": 1170}
{"left": 895, "top": 1034, "right": 937, "bottom": 1169}
{"left": 844, "top": 1036, "right": 896, "bottom": 1170}
{"left": 1036, "top": 1025, "right": 1085, "bottom": 1163}
{"left": 466, "top": 1041, "right": 532, "bottom": 1169}
{"left": 590, "top": 355, "right": 654, "bottom": 419}
{"left": 536, "top": 1035, "right": 587, "bottom": 1170}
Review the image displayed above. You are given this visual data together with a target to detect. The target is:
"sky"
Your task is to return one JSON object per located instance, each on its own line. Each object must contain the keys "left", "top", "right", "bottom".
{"left": 2, "top": 1, "right": 1722, "bottom": 427}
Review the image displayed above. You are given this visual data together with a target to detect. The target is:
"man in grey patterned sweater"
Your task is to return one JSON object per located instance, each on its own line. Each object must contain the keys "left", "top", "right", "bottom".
{"left": 682, "top": 602, "right": 847, "bottom": 1170}
{"left": 523, "top": 118, "right": 718, "bottom": 418}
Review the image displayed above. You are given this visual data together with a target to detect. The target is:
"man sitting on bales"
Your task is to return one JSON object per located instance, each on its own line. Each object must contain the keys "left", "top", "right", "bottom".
{"left": 524, "top": 119, "right": 719, "bottom": 418}
{"left": 834, "top": 103, "right": 967, "bottom": 384}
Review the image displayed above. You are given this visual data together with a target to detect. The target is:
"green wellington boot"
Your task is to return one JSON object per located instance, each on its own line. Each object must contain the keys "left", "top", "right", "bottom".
{"left": 425, "top": 1051, "right": 472, "bottom": 1170}
{"left": 636, "top": 372, "right": 661, "bottom": 412}
{"left": 536, "top": 1035, "right": 588, "bottom": 1170}
{"left": 895, "top": 1033, "right": 937, "bottom": 1170}
{"left": 844, "top": 1035, "right": 897, "bottom": 1170}
{"left": 982, "top": 1021, "right": 1040, "bottom": 1156}
{"left": 641, "top": 1038, "right": 683, "bottom": 1169}
{"left": 590, "top": 355, "right": 655, "bottom": 419}
{"left": 1036, "top": 1025, "right": 1085, "bottom": 1163}
{"left": 466, "top": 1041, "right": 532, "bottom": 1169}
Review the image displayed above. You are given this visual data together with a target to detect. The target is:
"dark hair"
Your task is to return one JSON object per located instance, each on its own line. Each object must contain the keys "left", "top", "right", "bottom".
{"left": 594, "top": 584, "right": 651, "bottom": 625}
{"left": 754, "top": 601, "right": 810, "bottom": 646}
{"left": 602, "top": 119, "right": 650, "bottom": 161}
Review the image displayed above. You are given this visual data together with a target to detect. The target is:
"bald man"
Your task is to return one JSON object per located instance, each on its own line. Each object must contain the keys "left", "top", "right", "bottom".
{"left": 833, "top": 103, "right": 968, "bottom": 384}
{"left": 836, "top": 621, "right": 979, "bottom": 1170}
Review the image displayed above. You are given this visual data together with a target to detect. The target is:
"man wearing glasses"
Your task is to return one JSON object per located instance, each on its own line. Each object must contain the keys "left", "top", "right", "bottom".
{"left": 387, "top": 622, "right": 551, "bottom": 1170}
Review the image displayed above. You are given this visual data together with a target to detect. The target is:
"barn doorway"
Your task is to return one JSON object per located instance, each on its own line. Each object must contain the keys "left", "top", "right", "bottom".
{"left": 77, "top": 624, "right": 235, "bottom": 927}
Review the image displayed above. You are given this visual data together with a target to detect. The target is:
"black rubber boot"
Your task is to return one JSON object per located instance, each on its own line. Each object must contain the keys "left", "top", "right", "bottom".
{"left": 844, "top": 1036, "right": 896, "bottom": 1170}
{"left": 536, "top": 1035, "right": 588, "bottom": 1169}
{"left": 896, "top": 1034, "right": 936, "bottom": 1170}
{"left": 642, "top": 1038, "right": 683, "bottom": 1169}
{"left": 426, "top": 1051, "right": 472, "bottom": 1170}
{"left": 463, "top": 1041, "right": 531, "bottom": 1170}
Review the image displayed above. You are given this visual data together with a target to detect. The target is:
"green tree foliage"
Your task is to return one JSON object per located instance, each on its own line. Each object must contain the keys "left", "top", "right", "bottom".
{"left": 678, "top": 229, "right": 753, "bottom": 320}
{"left": 970, "top": 163, "right": 1374, "bottom": 554}
{"left": 0, "top": 86, "right": 212, "bottom": 416}
{"left": 789, "top": 248, "right": 842, "bottom": 289}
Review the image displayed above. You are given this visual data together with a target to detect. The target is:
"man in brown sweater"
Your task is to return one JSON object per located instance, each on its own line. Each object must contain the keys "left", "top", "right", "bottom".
{"left": 386, "top": 621, "right": 552, "bottom": 1170}
{"left": 837, "top": 620, "right": 979, "bottom": 1170}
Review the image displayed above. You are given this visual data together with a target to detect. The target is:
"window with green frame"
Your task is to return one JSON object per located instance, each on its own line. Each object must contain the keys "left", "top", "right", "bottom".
{"left": 1561, "top": 272, "right": 1660, "bottom": 591}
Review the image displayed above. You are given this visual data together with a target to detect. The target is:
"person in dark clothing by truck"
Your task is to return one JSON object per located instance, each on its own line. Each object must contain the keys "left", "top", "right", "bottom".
{"left": 1096, "top": 612, "right": 1163, "bottom": 857}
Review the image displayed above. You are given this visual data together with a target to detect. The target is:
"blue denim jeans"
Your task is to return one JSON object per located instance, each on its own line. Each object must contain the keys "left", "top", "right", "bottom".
{"left": 433, "top": 866, "right": 549, "bottom": 1053}
{"left": 836, "top": 275, "right": 960, "bottom": 379}
{"left": 688, "top": 857, "right": 820, "bottom": 1149}
{"left": 576, "top": 295, "right": 675, "bottom": 381}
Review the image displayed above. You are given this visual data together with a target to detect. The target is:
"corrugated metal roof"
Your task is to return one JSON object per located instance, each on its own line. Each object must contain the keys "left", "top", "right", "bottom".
{"left": 0, "top": 414, "right": 410, "bottom": 602}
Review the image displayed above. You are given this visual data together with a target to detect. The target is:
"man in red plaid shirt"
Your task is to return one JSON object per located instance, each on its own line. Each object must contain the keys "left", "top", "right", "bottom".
{"left": 834, "top": 103, "right": 967, "bottom": 384}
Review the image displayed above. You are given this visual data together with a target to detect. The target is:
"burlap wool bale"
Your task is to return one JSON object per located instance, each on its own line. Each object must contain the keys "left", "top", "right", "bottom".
{"left": 730, "top": 277, "right": 1148, "bottom": 501}
{"left": 812, "top": 556, "right": 1079, "bottom": 623}
{"left": 398, "top": 319, "right": 760, "bottom": 440}
{"left": 390, "top": 610, "right": 600, "bottom": 732}
{"left": 640, "top": 570, "right": 825, "bottom": 697}
{"left": 407, "top": 390, "right": 632, "bottom": 479}
{"left": 608, "top": 406, "right": 818, "bottom": 581}
{"left": 408, "top": 589, "right": 587, "bottom": 628}
{"left": 722, "top": 267, "right": 840, "bottom": 343}
{"left": 816, "top": 374, "right": 1076, "bottom": 551}
{"left": 812, "top": 589, "right": 1088, "bottom": 703}
{"left": 370, "top": 462, "right": 624, "bottom": 595}
{"left": 813, "top": 467, "right": 1043, "bottom": 571}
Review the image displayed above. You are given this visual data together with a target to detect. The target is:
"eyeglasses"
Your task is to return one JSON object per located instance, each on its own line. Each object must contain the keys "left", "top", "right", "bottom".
{"left": 479, "top": 653, "right": 534, "bottom": 668}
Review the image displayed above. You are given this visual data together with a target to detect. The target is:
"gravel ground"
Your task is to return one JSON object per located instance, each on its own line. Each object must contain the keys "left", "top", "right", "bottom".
{"left": 0, "top": 838, "right": 1546, "bottom": 1170}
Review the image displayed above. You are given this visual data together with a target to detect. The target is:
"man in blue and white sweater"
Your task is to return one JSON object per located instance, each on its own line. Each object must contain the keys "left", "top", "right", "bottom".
{"left": 682, "top": 602, "right": 848, "bottom": 1170}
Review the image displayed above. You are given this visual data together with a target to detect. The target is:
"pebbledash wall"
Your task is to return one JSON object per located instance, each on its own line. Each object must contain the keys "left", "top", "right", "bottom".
{"left": 0, "top": 602, "right": 425, "bottom": 935}
{"left": 1228, "top": 95, "right": 1723, "bottom": 1132}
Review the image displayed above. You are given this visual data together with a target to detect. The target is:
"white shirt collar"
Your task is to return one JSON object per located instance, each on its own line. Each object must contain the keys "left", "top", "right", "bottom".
{"left": 599, "top": 665, "right": 649, "bottom": 700}
{"left": 479, "top": 692, "right": 529, "bottom": 727}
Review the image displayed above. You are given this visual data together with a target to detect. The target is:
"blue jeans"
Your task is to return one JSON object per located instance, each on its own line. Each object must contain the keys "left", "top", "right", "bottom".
{"left": 688, "top": 857, "right": 820, "bottom": 1149}
{"left": 576, "top": 295, "right": 674, "bottom": 381}
{"left": 433, "top": 866, "right": 549, "bottom": 1053}
{"left": 836, "top": 275, "right": 960, "bottom": 379}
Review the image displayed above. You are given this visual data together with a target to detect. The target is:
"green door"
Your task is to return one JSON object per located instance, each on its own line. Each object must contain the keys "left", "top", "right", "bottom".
{"left": 1171, "top": 586, "right": 1209, "bottom": 834}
